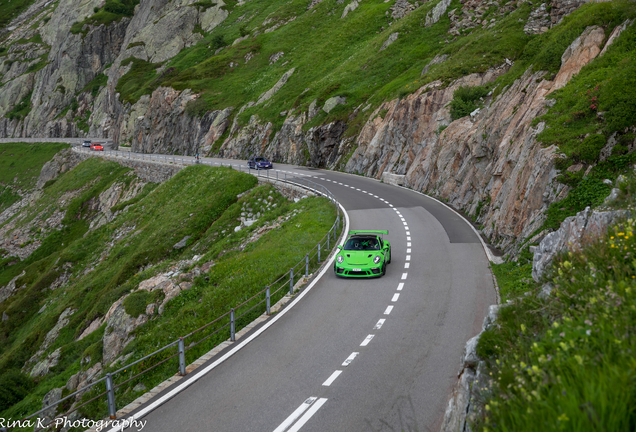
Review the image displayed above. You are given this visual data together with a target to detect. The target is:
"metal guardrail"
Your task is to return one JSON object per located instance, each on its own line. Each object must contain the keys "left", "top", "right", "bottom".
{"left": 20, "top": 148, "right": 344, "bottom": 430}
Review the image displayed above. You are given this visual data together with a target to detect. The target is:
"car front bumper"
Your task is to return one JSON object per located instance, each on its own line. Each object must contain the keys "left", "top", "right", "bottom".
{"left": 334, "top": 265, "right": 383, "bottom": 278}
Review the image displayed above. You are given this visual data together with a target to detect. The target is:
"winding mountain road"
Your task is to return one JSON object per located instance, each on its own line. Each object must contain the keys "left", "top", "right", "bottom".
{"left": 6, "top": 140, "right": 496, "bottom": 432}
{"left": 104, "top": 153, "right": 496, "bottom": 432}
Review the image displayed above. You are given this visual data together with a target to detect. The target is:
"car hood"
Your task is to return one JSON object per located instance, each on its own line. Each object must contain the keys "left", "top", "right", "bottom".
{"left": 341, "top": 251, "right": 378, "bottom": 265}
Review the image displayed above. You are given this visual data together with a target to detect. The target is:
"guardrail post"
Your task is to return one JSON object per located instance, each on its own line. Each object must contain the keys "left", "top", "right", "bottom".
{"left": 305, "top": 254, "right": 309, "bottom": 277}
{"left": 289, "top": 269, "right": 294, "bottom": 295}
{"left": 266, "top": 286, "right": 271, "bottom": 315}
{"left": 317, "top": 242, "right": 321, "bottom": 263}
{"left": 327, "top": 230, "right": 330, "bottom": 250}
{"left": 105, "top": 373, "right": 117, "bottom": 419}
{"left": 230, "top": 308, "right": 235, "bottom": 342}
{"left": 178, "top": 338, "right": 186, "bottom": 376}
{"left": 285, "top": 172, "right": 287, "bottom": 183}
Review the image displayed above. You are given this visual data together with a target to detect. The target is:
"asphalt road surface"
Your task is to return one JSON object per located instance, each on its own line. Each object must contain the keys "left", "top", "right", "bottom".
{"left": 67, "top": 148, "right": 496, "bottom": 432}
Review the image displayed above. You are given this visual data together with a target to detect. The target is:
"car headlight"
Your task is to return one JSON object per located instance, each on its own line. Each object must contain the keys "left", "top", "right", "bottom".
{"left": 337, "top": 255, "right": 344, "bottom": 263}
{"left": 373, "top": 256, "right": 381, "bottom": 264}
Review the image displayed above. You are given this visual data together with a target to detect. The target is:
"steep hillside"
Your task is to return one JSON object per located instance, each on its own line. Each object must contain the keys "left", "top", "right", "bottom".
{"left": 0, "top": 142, "right": 69, "bottom": 214}
{"left": 1, "top": 0, "right": 635, "bottom": 256}
{"left": 0, "top": 151, "right": 337, "bottom": 423}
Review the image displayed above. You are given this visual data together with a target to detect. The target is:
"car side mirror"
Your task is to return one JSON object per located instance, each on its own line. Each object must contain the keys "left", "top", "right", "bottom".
{"left": 337, "top": 245, "right": 342, "bottom": 250}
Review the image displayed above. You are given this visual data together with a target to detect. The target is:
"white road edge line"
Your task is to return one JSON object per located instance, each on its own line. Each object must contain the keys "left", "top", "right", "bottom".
{"left": 322, "top": 370, "right": 342, "bottom": 386}
{"left": 273, "top": 397, "right": 317, "bottom": 432}
{"left": 106, "top": 205, "right": 351, "bottom": 430}
{"left": 287, "top": 398, "right": 328, "bottom": 432}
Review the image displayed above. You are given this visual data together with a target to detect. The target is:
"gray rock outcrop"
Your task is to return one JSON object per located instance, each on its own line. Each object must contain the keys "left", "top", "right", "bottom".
{"left": 103, "top": 296, "right": 148, "bottom": 366}
{"left": 441, "top": 304, "right": 501, "bottom": 432}
{"left": 323, "top": 96, "right": 346, "bottom": 114}
{"left": 256, "top": 68, "right": 296, "bottom": 105}
{"left": 380, "top": 32, "right": 399, "bottom": 51}
{"left": 36, "top": 149, "right": 84, "bottom": 189}
{"left": 532, "top": 206, "right": 630, "bottom": 281}
{"left": 426, "top": 0, "right": 451, "bottom": 27}
{"left": 341, "top": 0, "right": 360, "bottom": 18}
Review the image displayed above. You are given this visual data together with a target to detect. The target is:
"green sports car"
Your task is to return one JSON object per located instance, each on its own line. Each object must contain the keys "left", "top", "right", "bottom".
{"left": 334, "top": 230, "right": 391, "bottom": 278}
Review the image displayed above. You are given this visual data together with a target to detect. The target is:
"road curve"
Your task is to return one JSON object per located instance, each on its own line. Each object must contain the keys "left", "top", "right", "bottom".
{"left": 63, "top": 147, "right": 496, "bottom": 432}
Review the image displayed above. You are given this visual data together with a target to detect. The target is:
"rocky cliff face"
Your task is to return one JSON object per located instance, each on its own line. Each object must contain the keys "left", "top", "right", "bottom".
{"left": 217, "top": 23, "right": 616, "bottom": 256}
{"left": 0, "top": 0, "right": 228, "bottom": 142}
{"left": 0, "top": 0, "right": 623, "bottom": 255}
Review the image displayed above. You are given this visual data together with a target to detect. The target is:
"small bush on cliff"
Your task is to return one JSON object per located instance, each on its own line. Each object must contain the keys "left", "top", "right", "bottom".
{"left": 577, "top": 133, "right": 606, "bottom": 163}
{"left": 449, "top": 85, "right": 489, "bottom": 120}
{"left": 0, "top": 370, "right": 34, "bottom": 411}
{"left": 5, "top": 93, "right": 33, "bottom": 121}
{"left": 116, "top": 58, "right": 163, "bottom": 104}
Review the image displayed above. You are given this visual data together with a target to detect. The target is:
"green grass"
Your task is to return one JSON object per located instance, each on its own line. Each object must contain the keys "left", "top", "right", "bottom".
{"left": 115, "top": 58, "right": 163, "bottom": 104}
{"left": 0, "top": 142, "right": 70, "bottom": 213}
{"left": 70, "top": 0, "right": 139, "bottom": 35}
{"left": 477, "top": 218, "right": 636, "bottom": 431}
{"left": 0, "top": 158, "right": 337, "bottom": 423}
{"left": 109, "top": 0, "right": 534, "bottom": 133}
{"left": 81, "top": 72, "right": 108, "bottom": 97}
{"left": 0, "top": 0, "right": 37, "bottom": 29}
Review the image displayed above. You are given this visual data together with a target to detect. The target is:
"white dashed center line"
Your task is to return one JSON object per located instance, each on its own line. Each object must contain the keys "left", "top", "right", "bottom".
{"left": 407, "top": 248, "right": 411, "bottom": 253}
{"left": 401, "top": 273, "right": 408, "bottom": 280}
{"left": 273, "top": 398, "right": 321, "bottom": 432}
{"left": 286, "top": 398, "right": 328, "bottom": 432}
{"left": 406, "top": 255, "right": 411, "bottom": 261}
{"left": 360, "top": 335, "right": 375, "bottom": 346}
{"left": 384, "top": 305, "right": 394, "bottom": 315}
{"left": 391, "top": 293, "right": 400, "bottom": 302}
{"left": 407, "top": 242, "right": 412, "bottom": 247}
{"left": 322, "top": 370, "right": 342, "bottom": 386}
{"left": 404, "top": 263, "right": 410, "bottom": 268}
{"left": 342, "top": 352, "right": 359, "bottom": 367}
{"left": 397, "top": 283, "right": 404, "bottom": 291}
{"left": 374, "top": 319, "right": 386, "bottom": 329}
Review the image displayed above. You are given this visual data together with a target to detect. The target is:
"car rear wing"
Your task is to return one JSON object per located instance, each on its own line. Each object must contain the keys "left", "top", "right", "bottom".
{"left": 348, "top": 230, "right": 389, "bottom": 235}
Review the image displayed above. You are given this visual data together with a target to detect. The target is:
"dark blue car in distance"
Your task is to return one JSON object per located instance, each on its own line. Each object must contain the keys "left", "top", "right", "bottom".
{"left": 248, "top": 156, "right": 273, "bottom": 170}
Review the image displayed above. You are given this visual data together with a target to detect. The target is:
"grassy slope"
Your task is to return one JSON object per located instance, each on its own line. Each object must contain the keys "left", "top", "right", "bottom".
{"left": 0, "top": 157, "right": 337, "bottom": 423}
{"left": 115, "top": 0, "right": 534, "bottom": 132}
{"left": 0, "top": 142, "right": 70, "bottom": 214}
{"left": 478, "top": 215, "right": 636, "bottom": 431}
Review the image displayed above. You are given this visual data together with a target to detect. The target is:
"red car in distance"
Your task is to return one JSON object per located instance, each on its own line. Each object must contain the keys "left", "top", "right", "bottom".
{"left": 90, "top": 143, "right": 104, "bottom": 151}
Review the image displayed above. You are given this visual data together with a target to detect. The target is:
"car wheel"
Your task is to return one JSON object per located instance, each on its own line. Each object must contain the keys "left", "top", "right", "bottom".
{"left": 387, "top": 248, "right": 391, "bottom": 264}
{"left": 382, "top": 263, "right": 386, "bottom": 276}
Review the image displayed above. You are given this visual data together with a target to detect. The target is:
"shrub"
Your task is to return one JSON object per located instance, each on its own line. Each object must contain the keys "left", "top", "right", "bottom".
{"left": 185, "top": 97, "right": 209, "bottom": 117}
{"left": 0, "top": 370, "right": 34, "bottom": 411}
{"left": 577, "top": 133, "right": 606, "bottom": 163}
{"left": 210, "top": 34, "right": 226, "bottom": 51}
{"left": 123, "top": 291, "right": 150, "bottom": 318}
{"left": 449, "top": 85, "right": 489, "bottom": 120}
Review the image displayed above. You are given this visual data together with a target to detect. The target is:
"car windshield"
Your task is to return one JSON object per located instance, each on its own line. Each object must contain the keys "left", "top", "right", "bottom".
{"left": 343, "top": 237, "right": 379, "bottom": 251}
{"left": 255, "top": 157, "right": 266, "bottom": 162}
